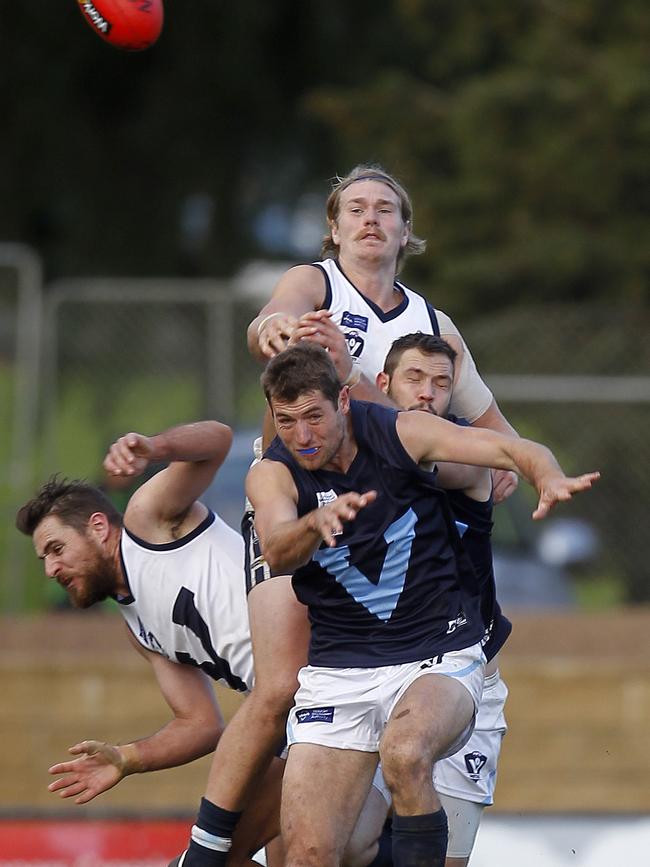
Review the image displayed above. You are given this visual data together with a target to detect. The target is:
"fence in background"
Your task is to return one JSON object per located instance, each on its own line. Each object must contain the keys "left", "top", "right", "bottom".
{"left": 1, "top": 248, "right": 649, "bottom": 610}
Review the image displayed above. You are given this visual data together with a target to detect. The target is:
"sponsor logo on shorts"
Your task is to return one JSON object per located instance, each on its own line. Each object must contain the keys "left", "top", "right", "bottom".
{"left": 464, "top": 751, "right": 488, "bottom": 780}
{"left": 419, "top": 654, "right": 444, "bottom": 670}
{"left": 296, "top": 706, "right": 335, "bottom": 724}
{"left": 341, "top": 311, "right": 369, "bottom": 332}
{"left": 79, "top": 1, "right": 112, "bottom": 34}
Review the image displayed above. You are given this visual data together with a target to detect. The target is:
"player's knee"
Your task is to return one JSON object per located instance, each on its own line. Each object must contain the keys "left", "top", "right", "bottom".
{"left": 249, "top": 670, "right": 300, "bottom": 716}
{"left": 286, "top": 841, "right": 338, "bottom": 867}
{"left": 379, "top": 736, "right": 433, "bottom": 792}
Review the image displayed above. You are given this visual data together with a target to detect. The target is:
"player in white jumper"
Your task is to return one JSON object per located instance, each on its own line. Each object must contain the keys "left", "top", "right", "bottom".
{"left": 175, "top": 165, "right": 521, "bottom": 867}
{"left": 16, "top": 421, "right": 280, "bottom": 867}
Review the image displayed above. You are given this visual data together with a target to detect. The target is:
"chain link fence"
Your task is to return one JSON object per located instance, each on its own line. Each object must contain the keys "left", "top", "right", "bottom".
{"left": 1, "top": 257, "right": 648, "bottom": 609}
{"left": 464, "top": 305, "right": 650, "bottom": 603}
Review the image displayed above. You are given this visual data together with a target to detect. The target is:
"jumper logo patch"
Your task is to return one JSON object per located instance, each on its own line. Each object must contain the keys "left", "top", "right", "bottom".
{"left": 314, "top": 508, "right": 418, "bottom": 621}
{"left": 343, "top": 330, "right": 365, "bottom": 358}
{"left": 296, "top": 707, "right": 335, "bottom": 724}
{"left": 316, "top": 489, "right": 338, "bottom": 508}
{"left": 341, "top": 311, "right": 368, "bottom": 331}
{"left": 464, "top": 751, "right": 488, "bottom": 780}
{"left": 446, "top": 611, "right": 468, "bottom": 635}
{"left": 455, "top": 520, "right": 469, "bottom": 538}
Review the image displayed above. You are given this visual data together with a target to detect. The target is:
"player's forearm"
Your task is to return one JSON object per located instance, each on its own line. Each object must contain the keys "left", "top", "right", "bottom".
{"left": 149, "top": 421, "right": 232, "bottom": 465}
{"left": 118, "top": 717, "right": 223, "bottom": 776}
{"left": 502, "top": 437, "right": 565, "bottom": 491}
{"left": 262, "top": 515, "right": 325, "bottom": 573}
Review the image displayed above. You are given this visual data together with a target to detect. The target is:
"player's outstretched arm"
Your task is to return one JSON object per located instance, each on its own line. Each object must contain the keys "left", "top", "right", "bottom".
{"left": 108, "top": 420, "right": 232, "bottom": 531}
{"left": 247, "top": 265, "right": 326, "bottom": 361}
{"left": 397, "top": 410, "right": 599, "bottom": 519}
{"left": 49, "top": 629, "right": 224, "bottom": 805}
{"left": 247, "top": 459, "right": 377, "bottom": 572}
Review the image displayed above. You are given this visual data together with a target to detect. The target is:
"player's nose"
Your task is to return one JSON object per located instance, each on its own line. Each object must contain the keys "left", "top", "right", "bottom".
{"left": 294, "top": 420, "right": 311, "bottom": 445}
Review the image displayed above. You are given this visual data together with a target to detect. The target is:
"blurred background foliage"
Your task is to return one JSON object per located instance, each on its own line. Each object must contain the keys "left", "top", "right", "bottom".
{"left": 1, "top": 0, "right": 647, "bottom": 306}
{"left": 1, "top": 1, "right": 649, "bottom": 608}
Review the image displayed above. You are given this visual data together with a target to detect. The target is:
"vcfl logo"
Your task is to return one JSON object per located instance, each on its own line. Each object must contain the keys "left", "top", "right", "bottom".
{"left": 464, "top": 751, "right": 488, "bottom": 781}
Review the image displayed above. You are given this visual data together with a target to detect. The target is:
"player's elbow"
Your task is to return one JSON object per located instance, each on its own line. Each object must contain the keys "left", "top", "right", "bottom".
{"left": 263, "top": 544, "right": 305, "bottom": 576}
{"left": 263, "top": 549, "right": 290, "bottom": 575}
{"left": 198, "top": 716, "right": 225, "bottom": 753}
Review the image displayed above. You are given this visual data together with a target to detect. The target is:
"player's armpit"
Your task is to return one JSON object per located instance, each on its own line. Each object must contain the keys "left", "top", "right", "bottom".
{"left": 436, "top": 461, "right": 492, "bottom": 502}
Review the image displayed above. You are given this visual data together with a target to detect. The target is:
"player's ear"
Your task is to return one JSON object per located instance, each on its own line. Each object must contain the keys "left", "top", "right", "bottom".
{"left": 376, "top": 371, "right": 390, "bottom": 395}
{"left": 330, "top": 219, "right": 340, "bottom": 246}
{"left": 87, "top": 511, "right": 111, "bottom": 544}
{"left": 400, "top": 221, "right": 411, "bottom": 248}
{"left": 338, "top": 387, "right": 350, "bottom": 414}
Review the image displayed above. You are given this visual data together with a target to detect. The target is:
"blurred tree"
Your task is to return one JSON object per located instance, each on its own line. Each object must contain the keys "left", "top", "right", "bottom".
{"left": 305, "top": 0, "right": 650, "bottom": 314}
{"left": 0, "top": 0, "right": 647, "bottom": 304}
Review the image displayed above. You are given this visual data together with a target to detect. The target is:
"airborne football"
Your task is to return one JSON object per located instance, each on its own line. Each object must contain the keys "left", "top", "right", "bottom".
{"left": 76, "top": 0, "right": 163, "bottom": 51}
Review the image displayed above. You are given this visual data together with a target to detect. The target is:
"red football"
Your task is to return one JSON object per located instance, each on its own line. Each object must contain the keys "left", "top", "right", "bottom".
{"left": 76, "top": 0, "right": 164, "bottom": 51}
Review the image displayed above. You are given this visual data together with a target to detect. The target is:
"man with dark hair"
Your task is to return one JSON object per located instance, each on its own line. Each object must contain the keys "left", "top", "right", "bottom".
{"left": 343, "top": 332, "right": 510, "bottom": 867}
{"left": 17, "top": 421, "right": 281, "bottom": 867}
{"left": 246, "top": 342, "right": 598, "bottom": 867}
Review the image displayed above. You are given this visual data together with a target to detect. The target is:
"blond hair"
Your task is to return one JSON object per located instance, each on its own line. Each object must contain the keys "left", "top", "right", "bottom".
{"left": 321, "top": 164, "right": 426, "bottom": 271}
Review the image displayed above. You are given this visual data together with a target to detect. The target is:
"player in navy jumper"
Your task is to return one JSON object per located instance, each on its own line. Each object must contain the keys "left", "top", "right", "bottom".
{"left": 342, "top": 333, "right": 510, "bottom": 867}
{"left": 247, "top": 343, "right": 598, "bottom": 867}
{"left": 176, "top": 165, "right": 525, "bottom": 867}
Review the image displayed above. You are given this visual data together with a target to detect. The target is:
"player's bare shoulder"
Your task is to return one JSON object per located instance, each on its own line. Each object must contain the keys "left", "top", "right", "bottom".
{"left": 246, "top": 457, "right": 298, "bottom": 507}
{"left": 272, "top": 263, "right": 327, "bottom": 310}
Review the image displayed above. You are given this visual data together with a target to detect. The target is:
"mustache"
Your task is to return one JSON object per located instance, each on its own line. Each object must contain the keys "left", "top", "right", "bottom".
{"left": 355, "top": 228, "right": 386, "bottom": 241}
{"left": 409, "top": 403, "right": 437, "bottom": 415}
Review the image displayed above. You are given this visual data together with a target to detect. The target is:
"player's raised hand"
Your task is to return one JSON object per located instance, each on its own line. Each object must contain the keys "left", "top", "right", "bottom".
{"left": 289, "top": 310, "right": 355, "bottom": 384}
{"left": 532, "top": 472, "right": 600, "bottom": 520}
{"left": 103, "top": 432, "right": 154, "bottom": 478}
{"left": 307, "top": 490, "right": 378, "bottom": 546}
{"left": 257, "top": 312, "right": 299, "bottom": 358}
{"left": 48, "top": 740, "right": 127, "bottom": 804}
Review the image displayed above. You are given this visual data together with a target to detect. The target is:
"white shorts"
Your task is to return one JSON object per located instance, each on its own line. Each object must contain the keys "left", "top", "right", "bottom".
{"left": 372, "top": 669, "right": 508, "bottom": 807}
{"left": 287, "top": 643, "right": 485, "bottom": 756}
{"left": 435, "top": 668, "right": 508, "bottom": 804}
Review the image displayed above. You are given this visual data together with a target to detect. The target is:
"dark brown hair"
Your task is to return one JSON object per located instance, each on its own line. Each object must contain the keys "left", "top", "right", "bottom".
{"left": 262, "top": 344, "right": 342, "bottom": 409}
{"left": 16, "top": 476, "right": 123, "bottom": 536}
{"left": 383, "top": 333, "right": 457, "bottom": 378}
